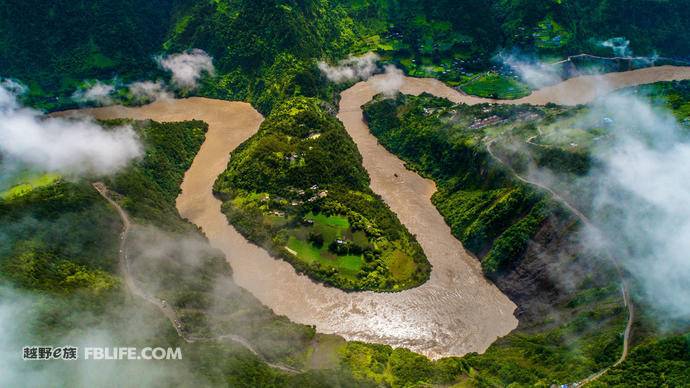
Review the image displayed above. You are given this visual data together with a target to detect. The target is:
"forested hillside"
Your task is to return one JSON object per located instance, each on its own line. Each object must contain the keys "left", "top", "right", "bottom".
{"left": 362, "top": 82, "right": 690, "bottom": 386}
{"left": 214, "top": 97, "right": 430, "bottom": 291}
{"left": 163, "top": 0, "right": 359, "bottom": 113}
{"left": 0, "top": 0, "right": 183, "bottom": 108}
{"left": 2, "top": 0, "right": 689, "bottom": 110}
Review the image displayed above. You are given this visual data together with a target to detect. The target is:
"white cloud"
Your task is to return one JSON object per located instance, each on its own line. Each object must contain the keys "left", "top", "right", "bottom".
{"left": 1, "top": 79, "right": 27, "bottom": 96}
{"left": 318, "top": 52, "right": 380, "bottom": 83}
{"left": 600, "top": 37, "right": 632, "bottom": 57}
{"left": 524, "top": 89, "right": 690, "bottom": 322}
{"left": 0, "top": 81, "right": 142, "bottom": 176}
{"left": 584, "top": 93, "right": 690, "bottom": 320}
{"left": 497, "top": 57, "right": 690, "bottom": 321}
{"left": 499, "top": 53, "right": 562, "bottom": 89}
{"left": 371, "top": 65, "right": 404, "bottom": 97}
{"left": 72, "top": 81, "right": 115, "bottom": 106}
{"left": 128, "top": 81, "right": 172, "bottom": 103}
{"left": 156, "top": 49, "right": 215, "bottom": 90}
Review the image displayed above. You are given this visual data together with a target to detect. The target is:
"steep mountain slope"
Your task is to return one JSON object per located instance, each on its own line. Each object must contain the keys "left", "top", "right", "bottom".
{"left": 3, "top": 1, "right": 689, "bottom": 110}
{"left": 0, "top": 0, "right": 183, "bottom": 108}
{"left": 164, "top": 0, "right": 360, "bottom": 113}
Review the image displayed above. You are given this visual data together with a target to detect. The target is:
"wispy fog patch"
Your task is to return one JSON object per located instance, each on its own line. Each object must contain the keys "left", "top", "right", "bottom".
{"left": 583, "top": 93, "right": 690, "bottom": 321}
{"left": 0, "top": 81, "right": 142, "bottom": 176}
{"left": 371, "top": 65, "right": 404, "bottom": 97}
{"left": 1, "top": 78, "right": 27, "bottom": 95}
{"left": 518, "top": 84, "right": 690, "bottom": 322}
{"left": 600, "top": 37, "right": 632, "bottom": 57}
{"left": 128, "top": 225, "right": 218, "bottom": 297}
{"left": 0, "top": 285, "right": 202, "bottom": 387}
{"left": 156, "top": 49, "right": 215, "bottom": 91}
{"left": 131, "top": 225, "right": 212, "bottom": 267}
{"left": 0, "top": 219, "right": 217, "bottom": 385}
{"left": 497, "top": 52, "right": 562, "bottom": 88}
{"left": 318, "top": 52, "right": 380, "bottom": 83}
{"left": 72, "top": 81, "right": 115, "bottom": 106}
{"left": 128, "top": 80, "right": 172, "bottom": 103}
{"left": 0, "top": 286, "right": 50, "bottom": 387}
{"left": 71, "top": 49, "right": 214, "bottom": 104}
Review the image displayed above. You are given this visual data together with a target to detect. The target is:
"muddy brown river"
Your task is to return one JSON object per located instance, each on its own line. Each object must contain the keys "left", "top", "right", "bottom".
{"left": 63, "top": 66, "right": 690, "bottom": 359}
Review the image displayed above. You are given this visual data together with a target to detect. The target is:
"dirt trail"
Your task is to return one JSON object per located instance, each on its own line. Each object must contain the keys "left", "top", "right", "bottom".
{"left": 92, "top": 182, "right": 300, "bottom": 373}
{"left": 484, "top": 142, "right": 634, "bottom": 385}
{"left": 62, "top": 65, "right": 690, "bottom": 360}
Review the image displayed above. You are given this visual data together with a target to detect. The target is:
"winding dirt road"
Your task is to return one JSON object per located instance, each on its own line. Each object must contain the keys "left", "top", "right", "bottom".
{"left": 65, "top": 65, "right": 690, "bottom": 360}
{"left": 485, "top": 143, "right": 634, "bottom": 385}
{"left": 92, "top": 182, "right": 300, "bottom": 373}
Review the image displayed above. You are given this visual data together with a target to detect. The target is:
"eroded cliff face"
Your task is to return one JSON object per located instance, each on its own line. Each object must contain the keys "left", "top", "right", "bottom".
{"left": 489, "top": 210, "right": 621, "bottom": 331}
{"left": 495, "top": 215, "right": 575, "bottom": 323}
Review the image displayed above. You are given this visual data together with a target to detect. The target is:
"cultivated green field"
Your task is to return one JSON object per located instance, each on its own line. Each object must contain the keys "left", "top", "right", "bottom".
{"left": 0, "top": 173, "right": 61, "bottom": 200}
{"left": 286, "top": 213, "right": 364, "bottom": 279}
{"left": 460, "top": 72, "right": 531, "bottom": 99}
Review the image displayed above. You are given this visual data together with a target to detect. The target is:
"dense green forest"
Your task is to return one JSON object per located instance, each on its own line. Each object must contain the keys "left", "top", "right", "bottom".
{"left": 591, "top": 334, "right": 690, "bottom": 387}
{"left": 214, "top": 97, "right": 430, "bottom": 291}
{"left": 0, "top": 0, "right": 182, "bottom": 109}
{"left": 363, "top": 94, "right": 560, "bottom": 276}
{"left": 3, "top": 0, "right": 690, "bottom": 110}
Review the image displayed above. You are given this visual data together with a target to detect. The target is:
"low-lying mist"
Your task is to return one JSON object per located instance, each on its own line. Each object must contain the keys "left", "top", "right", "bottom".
{"left": 0, "top": 214, "right": 248, "bottom": 386}
{"left": 0, "top": 80, "right": 142, "bottom": 177}
{"left": 71, "top": 49, "right": 215, "bottom": 107}
{"left": 318, "top": 52, "right": 405, "bottom": 96}
{"left": 0, "top": 284, "right": 205, "bottom": 387}
{"left": 583, "top": 93, "right": 690, "bottom": 322}
{"left": 318, "top": 52, "right": 379, "bottom": 83}
{"left": 512, "top": 74, "right": 690, "bottom": 324}
{"left": 156, "top": 49, "right": 215, "bottom": 91}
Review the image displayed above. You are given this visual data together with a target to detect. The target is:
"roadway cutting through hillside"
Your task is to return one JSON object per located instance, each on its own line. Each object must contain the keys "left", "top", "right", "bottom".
{"left": 64, "top": 65, "right": 690, "bottom": 360}
{"left": 91, "top": 181, "right": 300, "bottom": 373}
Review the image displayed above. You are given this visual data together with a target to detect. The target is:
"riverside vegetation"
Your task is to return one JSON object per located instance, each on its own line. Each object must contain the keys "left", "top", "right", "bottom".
{"left": 213, "top": 97, "right": 430, "bottom": 291}
{"left": 362, "top": 81, "right": 690, "bottom": 386}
